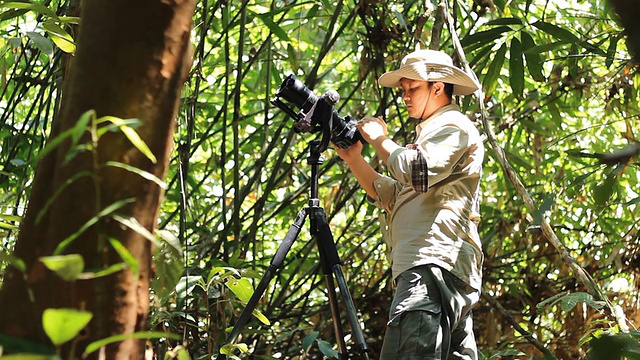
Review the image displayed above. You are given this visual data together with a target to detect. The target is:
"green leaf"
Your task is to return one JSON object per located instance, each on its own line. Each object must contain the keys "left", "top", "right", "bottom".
{"left": 111, "top": 214, "right": 161, "bottom": 246}
{"left": 42, "top": 19, "right": 75, "bottom": 53}
{"left": 83, "top": 331, "right": 181, "bottom": 357}
{"left": 483, "top": 43, "right": 507, "bottom": 97}
{"left": 532, "top": 20, "right": 579, "bottom": 42}
{"left": 152, "top": 232, "right": 184, "bottom": 300}
{"left": 40, "top": 254, "right": 84, "bottom": 281}
{"left": 606, "top": 35, "right": 619, "bottom": 69}
{"left": 98, "top": 116, "right": 157, "bottom": 164}
{"left": 520, "top": 31, "right": 545, "bottom": 81}
{"left": 0, "top": 248, "right": 26, "bottom": 273}
{"left": 220, "top": 342, "right": 248, "bottom": 356}
{"left": 316, "top": 339, "right": 338, "bottom": 358}
{"left": 0, "top": 2, "right": 59, "bottom": 19}
{"left": 54, "top": 198, "right": 135, "bottom": 255}
{"left": 256, "top": 13, "right": 290, "bottom": 42}
{"left": 0, "top": 333, "right": 56, "bottom": 355}
{"left": 461, "top": 26, "right": 511, "bottom": 50}
{"left": 0, "top": 355, "right": 60, "bottom": 360}
{"left": 225, "top": 277, "right": 253, "bottom": 303}
{"left": 251, "top": 308, "right": 271, "bottom": 326}
{"left": 485, "top": 17, "right": 523, "bottom": 26}
{"left": 26, "top": 31, "right": 54, "bottom": 58}
{"left": 592, "top": 171, "right": 617, "bottom": 206}
{"left": 0, "top": 214, "right": 22, "bottom": 230}
{"left": 104, "top": 161, "right": 167, "bottom": 189}
{"left": 302, "top": 331, "right": 319, "bottom": 350}
{"left": 509, "top": 37, "right": 524, "bottom": 99}
{"left": 108, "top": 237, "right": 139, "bottom": 278}
{"left": 286, "top": 43, "right": 299, "bottom": 72}
{"left": 42, "top": 308, "right": 93, "bottom": 345}
{"left": 77, "top": 263, "right": 127, "bottom": 280}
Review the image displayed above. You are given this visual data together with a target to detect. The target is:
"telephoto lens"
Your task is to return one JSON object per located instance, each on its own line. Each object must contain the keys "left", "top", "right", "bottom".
{"left": 273, "top": 74, "right": 365, "bottom": 149}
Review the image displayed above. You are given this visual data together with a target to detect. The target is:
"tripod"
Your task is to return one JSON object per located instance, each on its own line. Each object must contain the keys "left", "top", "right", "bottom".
{"left": 218, "top": 138, "right": 370, "bottom": 360}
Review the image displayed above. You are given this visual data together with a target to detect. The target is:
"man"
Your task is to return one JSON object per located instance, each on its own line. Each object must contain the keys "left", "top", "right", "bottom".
{"left": 334, "top": 49, "right": 484, "bottom": 359}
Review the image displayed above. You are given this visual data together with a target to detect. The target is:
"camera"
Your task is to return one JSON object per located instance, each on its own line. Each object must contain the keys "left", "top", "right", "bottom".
{"left": 271, "top": 74, "right": 364, "bottom": 150}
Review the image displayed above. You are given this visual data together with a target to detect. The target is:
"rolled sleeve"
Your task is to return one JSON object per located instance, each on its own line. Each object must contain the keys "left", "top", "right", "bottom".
{"left": 368, "top": 175, "right": 402, "bottom": 212}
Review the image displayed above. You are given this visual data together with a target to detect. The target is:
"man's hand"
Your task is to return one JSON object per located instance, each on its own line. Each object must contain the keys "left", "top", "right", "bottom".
{"left": 333, "top": 140, "right": 364, "bottom": 165}
{"left": 356, "top": 116, "right": 387, "bottom": 144}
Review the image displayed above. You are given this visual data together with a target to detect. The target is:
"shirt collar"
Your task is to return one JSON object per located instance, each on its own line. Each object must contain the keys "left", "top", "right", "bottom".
{"left": 415, "top": 103, "right": 460, "bottom": 134}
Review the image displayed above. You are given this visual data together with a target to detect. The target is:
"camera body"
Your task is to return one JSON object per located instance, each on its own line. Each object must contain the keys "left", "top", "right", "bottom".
{"left": 271, "top": 74, "right": 363, "bottom": 150}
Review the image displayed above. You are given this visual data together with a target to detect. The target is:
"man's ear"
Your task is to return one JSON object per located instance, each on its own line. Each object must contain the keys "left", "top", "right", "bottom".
{"left": 433, "top": 81, "right": 445, "bottom": 96}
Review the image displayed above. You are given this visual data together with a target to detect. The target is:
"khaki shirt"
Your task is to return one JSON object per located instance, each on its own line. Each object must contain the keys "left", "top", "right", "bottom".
{"left": 371, "top": 104, "right": 484, "bottom": 290}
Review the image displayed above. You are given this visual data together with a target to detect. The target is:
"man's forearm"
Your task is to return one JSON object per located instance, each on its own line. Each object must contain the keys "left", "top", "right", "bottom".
{"left": 369, "top": 136, "right": 401, "bottom": 163}
{"left": 345, "top": 157, "right": 381, "bottom": 199}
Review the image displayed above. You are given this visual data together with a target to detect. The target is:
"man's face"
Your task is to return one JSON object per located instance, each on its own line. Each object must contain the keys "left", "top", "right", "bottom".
{"left": 399, "top": 78, "right": 434, "bottom": 119}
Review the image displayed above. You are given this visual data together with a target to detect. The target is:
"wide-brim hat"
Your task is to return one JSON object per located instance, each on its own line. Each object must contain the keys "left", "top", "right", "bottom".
{"left": 378, "top": 49, "right": 479, "bottom": 96}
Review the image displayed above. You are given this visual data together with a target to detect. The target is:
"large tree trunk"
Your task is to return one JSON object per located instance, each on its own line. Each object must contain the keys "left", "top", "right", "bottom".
{"left": 608, "top": 0, "right": 640, "bottom": 62}
{"left": 0, "top": 0, "right": 195, "bottom": 358}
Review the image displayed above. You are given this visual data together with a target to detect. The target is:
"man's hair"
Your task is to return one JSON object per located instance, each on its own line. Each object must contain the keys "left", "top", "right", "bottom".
{"left": 444, "top": 82, "right": 454, "bottom": 99}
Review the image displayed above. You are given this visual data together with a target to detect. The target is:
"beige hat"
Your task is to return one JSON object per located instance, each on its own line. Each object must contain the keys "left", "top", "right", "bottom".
{"left": 378, "top": 49, "right": 479, "bottom": 96}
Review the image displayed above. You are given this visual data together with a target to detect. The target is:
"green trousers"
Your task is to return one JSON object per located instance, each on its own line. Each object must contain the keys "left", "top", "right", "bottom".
{"left": 379, "top": 265, "right": 480, "bottom": 360}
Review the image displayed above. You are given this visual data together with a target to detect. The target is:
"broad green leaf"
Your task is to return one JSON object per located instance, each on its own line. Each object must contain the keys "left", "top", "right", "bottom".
{"left": 532, "top": 20, "right": 579, "bottom": 42}
{"left": 26, "top": 31, "right": 54, "bottom": 58}
{"left": 520, "top": 31, "right": 545, "bottom": 81}
{"left": 42, "top": 308, "right": 93, "bottom": 345}
{"left": 220, "top": 342, "right": 248, "bottom": 356}
{"left": 509, "top": 37, "right": 524, "bottom": 99}
{"left": 483, "top": 43, "right": 507, "bottom": 97}
{"left": 469, "top": 44, "right": 494, "bottom": 68}
{"left": 152, "top": 234, "right": 184, "bottom": 300}
{"left": 225, "top": 277, "right": 253, "bottom": 303}
{"left": 42, "top": 19, "right": 75, "bottom": 53}
{"left": 40, "top": 254, "right": 84, "bottom": 282}
{"left": 523, "top": 40, "right": 567, "bottom": 54}
{"left": 83, "top": 331, "right": 181, "bottom": 357}
{"left": 316, "top": 339, "right": 338, "bottom": 358}
{"left": 0, "top": 2, "right": 59, "bottom": 19}
{"left": 302, "top": 331, "right": 319, "bottom": 350}
{"left": 461, "top": 26, "right": 511, "bottom": 51}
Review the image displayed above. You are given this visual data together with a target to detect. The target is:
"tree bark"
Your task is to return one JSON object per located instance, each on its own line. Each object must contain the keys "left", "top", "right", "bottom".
{"left": 0, "top": 0, "right": 195, "bottom": 358}
{"left": 608, "top": 0, "right": 640, "bottom": 62}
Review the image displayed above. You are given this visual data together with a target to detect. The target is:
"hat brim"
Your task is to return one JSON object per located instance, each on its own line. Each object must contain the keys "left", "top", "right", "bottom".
{"left": 378, "top": 62, "right": 479, "bottom": 96}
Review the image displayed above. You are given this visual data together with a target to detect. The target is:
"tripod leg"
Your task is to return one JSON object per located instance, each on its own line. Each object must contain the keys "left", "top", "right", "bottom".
{"left": 310, "top": 206, "right": 370, "bottom": 360}
{"left": 220, "top": 208, "right": 307, "bottom": 357}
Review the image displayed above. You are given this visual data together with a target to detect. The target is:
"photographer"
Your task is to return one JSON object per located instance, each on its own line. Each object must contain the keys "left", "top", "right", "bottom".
{"left": 334, "top": 49, "right": 484, "bottom": 360}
